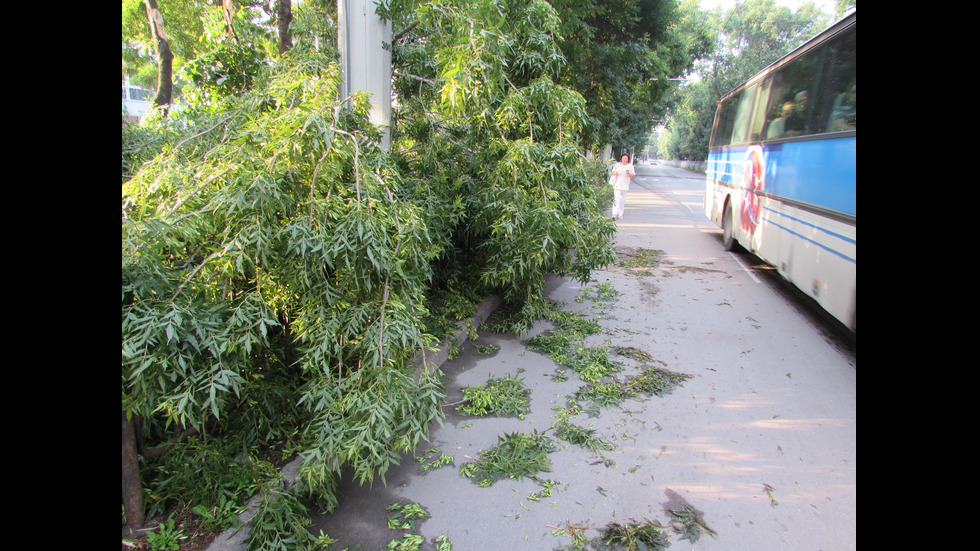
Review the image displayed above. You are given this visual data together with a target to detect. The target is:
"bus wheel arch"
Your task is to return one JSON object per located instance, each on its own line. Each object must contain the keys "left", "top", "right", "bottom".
{"left": 722, "top": 197, "right": 738, "bottom": 251}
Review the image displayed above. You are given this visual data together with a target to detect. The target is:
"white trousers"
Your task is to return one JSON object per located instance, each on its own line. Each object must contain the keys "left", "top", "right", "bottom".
{"left": 612, "top": 189, "right": 627, "bottom": 218}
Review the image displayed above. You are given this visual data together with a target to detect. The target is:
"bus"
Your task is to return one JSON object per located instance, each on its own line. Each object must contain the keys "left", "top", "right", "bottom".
{"left": 704, "top": 11, "right": 855, "bottom": 333}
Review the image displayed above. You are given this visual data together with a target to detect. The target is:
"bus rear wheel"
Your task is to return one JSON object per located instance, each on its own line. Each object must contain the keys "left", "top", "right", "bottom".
{"left": 722, "top": 200, "right": 738, "bottom": 251}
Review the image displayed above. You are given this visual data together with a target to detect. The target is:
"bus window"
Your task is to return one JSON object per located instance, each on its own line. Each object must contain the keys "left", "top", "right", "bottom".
{"left": 826, "top": 83, "right": 855, "bottom": 131}
{"left": 712, "top": 95, "right": 740, "bottom": 147}
{"left": 821, "top": 29, "right": 856, "bottom": 132}
{"left": 762, "top": 23, "right": 856, "bottom": 140}
{"left": 750, "top": 79, "right": 772, "bottom": 141}
{"left": 730, "top": 82, "right": 759, "bottom": 145}
{"left": 764, "top": 63, "right": 814, "bottom": 139}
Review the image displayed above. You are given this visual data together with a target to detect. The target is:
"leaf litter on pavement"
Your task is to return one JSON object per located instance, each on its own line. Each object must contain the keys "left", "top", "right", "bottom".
{"left": 436, "top": 260, "right": 711, "bottom": 550}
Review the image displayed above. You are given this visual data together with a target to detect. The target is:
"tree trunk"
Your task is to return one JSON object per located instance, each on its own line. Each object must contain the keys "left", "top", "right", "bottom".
{"left": 277, "top": 0, "right": 293, "bottom": 54}
{"left": 144, "top": 0, "right": 173, "bottom": 113}
{"left": 122, "top": 410, "right": 145, "bottom": 530}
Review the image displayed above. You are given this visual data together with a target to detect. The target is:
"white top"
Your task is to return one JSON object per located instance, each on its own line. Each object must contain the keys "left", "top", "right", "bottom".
{"left": 610, "top": 162, "right": 635, "bottom": 191}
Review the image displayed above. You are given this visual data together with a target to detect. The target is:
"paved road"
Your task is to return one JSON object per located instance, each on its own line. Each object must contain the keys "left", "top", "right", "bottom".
{"left": 216, "top": 163, "right": 857, "bottom": 550}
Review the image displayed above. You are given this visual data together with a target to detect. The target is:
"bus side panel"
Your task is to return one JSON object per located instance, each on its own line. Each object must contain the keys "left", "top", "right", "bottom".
{"left": 757, "top": 137, "right": 856, "bottom": 331}
{"left": 756, "top": 200, "right": 856, "bottom": 332}
{"left": 707, "top": 139, "right": 856, "bottom": 332}
{"left": 766, "top": 136, "right": 856, "bottom": 216}
{"left": 705, "top": 146, "right": 749, "bottom": 231}
{"left": 704, "top": 151, "right": 724, "bottom": 226}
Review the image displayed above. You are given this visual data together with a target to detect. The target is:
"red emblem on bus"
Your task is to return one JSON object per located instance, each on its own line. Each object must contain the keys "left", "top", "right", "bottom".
{"left": 741, "top": 146, "right": 764, "bottom": 234}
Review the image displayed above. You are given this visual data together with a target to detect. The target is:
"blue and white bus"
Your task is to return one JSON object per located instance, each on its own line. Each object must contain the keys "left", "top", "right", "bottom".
{"left": 704, "top": 11, "right": 855, "bottom": 333}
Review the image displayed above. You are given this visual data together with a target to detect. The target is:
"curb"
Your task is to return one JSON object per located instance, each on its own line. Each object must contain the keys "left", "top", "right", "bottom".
{"left": 410, "top": 294, "right": 502, "bottom": 380}
{"left": 206, "top": 295, "right": 502, "bottom": 551}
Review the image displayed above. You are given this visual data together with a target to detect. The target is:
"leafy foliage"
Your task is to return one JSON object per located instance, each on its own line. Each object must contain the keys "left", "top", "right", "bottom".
{"left": 459, "top": 431, "right": 557, "bottom": 487}
{"left": 552, "top": 517, "right": 672, "bottom": 551}
{"left": 598, "top": 518, "right": 672, "bottom": 551}
{"left": 574, "top": 365, "right": 693, "bottom": 411}
{"left": 387, "top": 0, "right": 617, "bottom": 329}
{"left": 144, "top": 515, "right": 187, "bottom": 551}
{"left": 420, "top": 280, "right": 484, "bottom": 342}
{"left": 626, "top": 366, "right": 693, "bottom": 396}
{"left": 143, "top": 437, "right": 276, "bottom": 521}
{"left": 386, "top": 502, "right": 430, "bottom": 530}
{"left": 456, "top": 373, "right": 531, "bottom": 419}
{"left": 183, "top": 40, "right": 265, "bottom": 100}
{"left": 121, "top": 0, "right": 660, "bottom": 534}
{"left": 414, "top": 446, "right": 455, "bottom": 471}
{"left": 387, "top": 533, "right": 425, "bottom": 551}
{"left": 244, "top": 485, "right": 336, "bottom": 551}
{"left": 553, "top": 419, "right": 617, "bottom": 455}
{"left": 667, "top": 506, "right": 718, "bottom": 543}
{"left": 527, "top": 308, "right": 615, "bottom": 383}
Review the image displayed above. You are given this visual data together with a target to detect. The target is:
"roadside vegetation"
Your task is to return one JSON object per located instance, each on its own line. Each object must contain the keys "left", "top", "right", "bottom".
{"left": 122, "top": 1, "right": 849, "bottom": 549}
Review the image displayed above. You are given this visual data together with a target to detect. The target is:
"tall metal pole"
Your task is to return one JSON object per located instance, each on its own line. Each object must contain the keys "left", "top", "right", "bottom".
{"left": 338, "top": 0, "right": 392, "bottom": 150}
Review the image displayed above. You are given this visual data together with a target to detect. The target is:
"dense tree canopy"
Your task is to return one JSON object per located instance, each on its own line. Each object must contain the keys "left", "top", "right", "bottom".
{"left": 121, "top": 2, "right": 726, "bottom": 547}
{"left": 123, "top": 0, "right": 696, "bottom": 543}
{"left": 548, "top": 0, "right": 712, "bottom": 152}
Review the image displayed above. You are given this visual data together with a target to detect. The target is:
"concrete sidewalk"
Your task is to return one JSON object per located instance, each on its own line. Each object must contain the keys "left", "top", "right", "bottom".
{"left": 302, "top": 268, "right": 853, "bottom": 549}
{"left": 209, "top": 164, "right": 855, "bottom": 550}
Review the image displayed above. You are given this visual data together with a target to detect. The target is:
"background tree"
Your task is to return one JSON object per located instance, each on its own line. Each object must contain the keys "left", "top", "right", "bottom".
{"left": 123, "top": 0, "right": 296, "bottom": 110}
{"left": 662, "top": 0, "right": 836, "bottom": 161}
{"left": 143, "top": 0, "right": 174, "bottom": 111}
{"left": 123, "top": 0, "right": 215, "bottom": 104}
{"left": 276, "top": 0, "right": 293, "bottom": 54}
{"left": 547, "top": 0, "right": 713, "bottom": 154}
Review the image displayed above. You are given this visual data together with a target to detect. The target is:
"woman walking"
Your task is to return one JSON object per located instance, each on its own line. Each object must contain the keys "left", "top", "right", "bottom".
{"left": 610, "top": 153, "right": 635, "bottom": 220}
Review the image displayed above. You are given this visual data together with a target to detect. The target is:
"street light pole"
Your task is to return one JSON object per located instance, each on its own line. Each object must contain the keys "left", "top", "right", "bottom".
{"left": 338, "top": 0, "right": 392, "bottom": 150}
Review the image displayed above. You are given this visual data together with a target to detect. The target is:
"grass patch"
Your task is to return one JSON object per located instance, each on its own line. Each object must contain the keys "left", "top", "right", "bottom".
{"left": 456, "top": 373, "right": 531, "bottom": 419}
{"left": 413, "top": 446, "right": 454, "bottom": 472}
{"left": 618, "top": 248, "right": 665, "bottom": 276}
{"left": 459, "top": 431, "right": 556, "bottom": 487}
{"left": 386, "top": 502, "right": 429, "bottom": 531}
{"left": 551, "top": 518, "right": 671, "bottom": 551}
{"left": 667, "top": 506, "right": 718, "bottom": 543}
{"left": 472, "top": 344, "right": 498, "bottom": 355}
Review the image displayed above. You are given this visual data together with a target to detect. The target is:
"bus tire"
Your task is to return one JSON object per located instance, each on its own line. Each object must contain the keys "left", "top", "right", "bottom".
{"left": 722, "top": 200, "right": 738, "bottom": 251}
